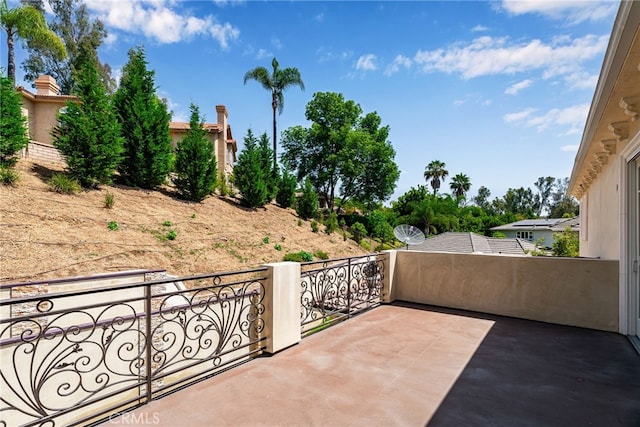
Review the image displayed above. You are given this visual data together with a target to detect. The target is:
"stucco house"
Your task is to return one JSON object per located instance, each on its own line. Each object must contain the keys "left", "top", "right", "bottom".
{"left": 490, "top": 217, "right": 579, "bottom": 249}
{"left": 568, "top": 0, "right": 639, "bottom": 347}
{"left": 17, "top": 75, "right": 236, "bottom": 179}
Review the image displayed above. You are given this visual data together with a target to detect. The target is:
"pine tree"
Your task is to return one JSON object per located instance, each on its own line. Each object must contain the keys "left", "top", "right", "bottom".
{"left": 53, "top": 57, "right": 123, "bottom": 188}
{"left": 296, "top": 178, "right": 318, "bottom": 220}
{"left": 0, "top": 74, "right": 28, "bottom": 166}
{"left": 114, "top": 46, "right": 172, "bottom": 189}
{"left": 173, "top": 103, "right": 217, "bottom": 202}
{"left": 276, "top": 167, "right": 297, "bottom": 208}
{"left": 234, "top": 129, "right": 268, "bottom": 208}
{"left": 258, "top": 132, "right": 277, "bottom": 200}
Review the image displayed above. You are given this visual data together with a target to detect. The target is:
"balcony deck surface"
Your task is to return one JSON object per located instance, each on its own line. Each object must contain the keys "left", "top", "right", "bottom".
{"left": 107, "top": 302, "right": 640, "bottom": 426}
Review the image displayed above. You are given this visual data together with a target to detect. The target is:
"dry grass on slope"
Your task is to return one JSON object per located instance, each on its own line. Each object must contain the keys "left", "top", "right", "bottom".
{"left": 0, "top": 160, "right": 368, "bottom": 283}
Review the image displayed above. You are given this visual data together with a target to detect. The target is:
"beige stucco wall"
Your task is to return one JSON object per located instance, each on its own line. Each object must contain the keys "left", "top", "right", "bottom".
{"left": 20, "top": 97, "right": 69, "bottom": 145}
{"left": 391, "top": 251, "right": 619, "bottom": 332}
{"left": 579, "top": 153, "right": 621, "bottom": 260}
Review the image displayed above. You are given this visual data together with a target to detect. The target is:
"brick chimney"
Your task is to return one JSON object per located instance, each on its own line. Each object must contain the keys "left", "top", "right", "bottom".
{"left": 34, "top": 75, "right": 60, "bottom": 96}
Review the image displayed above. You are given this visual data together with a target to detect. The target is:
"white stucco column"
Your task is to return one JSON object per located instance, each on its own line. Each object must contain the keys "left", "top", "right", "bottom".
{"left": 382, "top": 250, "right": 397, "bottom": 303}
{"left": 263, "top": 262, "right": 301, "bottom": 354}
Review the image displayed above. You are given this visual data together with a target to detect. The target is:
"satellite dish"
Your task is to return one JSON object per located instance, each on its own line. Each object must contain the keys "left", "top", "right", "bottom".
{"left": 393, "top": 224, "right": 426, "bottom": 250}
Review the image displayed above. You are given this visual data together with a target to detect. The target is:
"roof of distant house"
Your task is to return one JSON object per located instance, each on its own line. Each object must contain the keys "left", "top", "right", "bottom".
{"left": 490, "top": 217, "right": 579, "bottom": 232}
{"left": 407, "top": 232, "right": 536, "bottom": 255}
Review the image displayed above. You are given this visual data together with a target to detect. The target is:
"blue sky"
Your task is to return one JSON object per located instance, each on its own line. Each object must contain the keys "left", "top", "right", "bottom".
{"left": 4, "top": 0, "right": 620, "bottom": 204}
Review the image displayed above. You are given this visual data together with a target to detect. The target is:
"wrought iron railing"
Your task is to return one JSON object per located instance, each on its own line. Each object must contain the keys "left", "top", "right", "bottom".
{"left": 300, "top": 254, "right": 385, "bottom": 336}
{"left": 0, "top": 269, "right": 266, "bottom": 426}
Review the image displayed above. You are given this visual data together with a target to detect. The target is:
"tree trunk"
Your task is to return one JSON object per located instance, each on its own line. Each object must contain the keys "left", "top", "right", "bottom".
{"left": 272, "top": 94, "right": 277, "bottom": 171}
{"left": 7, "top": 30, "right": 15, "bottom": 83}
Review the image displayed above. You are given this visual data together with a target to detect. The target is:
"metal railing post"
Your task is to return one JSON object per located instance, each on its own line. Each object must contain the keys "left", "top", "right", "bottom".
{"left": 145, "top": 284, "right": 152, "bottom": 403}
{"left": 347, "top": 258, "right": 352, "bottom": 318}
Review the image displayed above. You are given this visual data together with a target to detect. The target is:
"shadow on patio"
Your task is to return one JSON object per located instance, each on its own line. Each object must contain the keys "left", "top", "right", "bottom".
{"left": 103, "top": 302, "right": 640, "bottom": 427}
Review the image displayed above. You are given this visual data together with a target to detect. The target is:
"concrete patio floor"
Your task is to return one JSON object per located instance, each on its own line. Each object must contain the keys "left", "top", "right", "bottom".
{"left": 104, "top": 302, "right": 640, "bottom": 427}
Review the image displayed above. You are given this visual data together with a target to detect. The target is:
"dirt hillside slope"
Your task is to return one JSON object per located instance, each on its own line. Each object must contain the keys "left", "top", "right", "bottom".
{"left": 0, "top": 160, "right": 368, "bottom": 283}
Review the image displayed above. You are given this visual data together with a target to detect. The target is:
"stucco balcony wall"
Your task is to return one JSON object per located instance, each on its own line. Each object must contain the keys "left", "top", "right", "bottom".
{"left": 390, "top": 251, "right": 619, "bottom": 332}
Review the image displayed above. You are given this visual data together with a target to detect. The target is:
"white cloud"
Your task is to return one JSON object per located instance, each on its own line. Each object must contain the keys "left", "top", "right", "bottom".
{"left": 316, "top": 47, "right": 353, "bottom": 63}
{"left": 561, "top": 144, "right": 580, "bottom": 152}
{"left": 499, "top": 0, "right": 618, "bottom": 24}
{"left": 505, "top": 79, "right": 533, "bottom": 95}
{"left": 315, "top": 12, "right": 325, "bottom": 23}
{"left": 504, "top": 108, "right": 537, "bottom": 123}
{"left": 384, "top": 55, "right": 412, "bottom": 76}
{"left": 355, "top": 54, "right": 377, "bottom": 71}
{"left": 85, "top": 0, "right": 239, "bottom": 48}
{"left": 471, "top": 25, "right": 489, "bottom": 32}
{"left": 412, "top": 34, "right": 609, "bottom": 88}
{"left": 504, "top": 103, "right": 589, "bottom": 133}
{"left": 256, "top": 48, "right": 271, "bottom": 59}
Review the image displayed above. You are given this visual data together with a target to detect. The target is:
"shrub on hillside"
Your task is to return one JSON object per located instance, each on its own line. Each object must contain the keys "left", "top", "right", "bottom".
{"left": 0, "top": 75, "right": 29, "bottom": 167}
{"left": 54, "top": 58, "right": 123, "bottom": 188}
{"left": 350, "top": 221, "right": 367, "bottom": 244}
{"left": 114, "top": 47, "right": 172, "bottom": 189}
{"left": 276, "top": 167, "right": 297, "bottom": 208}
{"left": 49, "top": 173, "right": 81, "bottom": 194}
{"left": 0, "top": 166, "right": 19, "bottom": 186}
{"left": 173, "top": 103, "right": 217, "bottom": 202}
{"left": 234, "top": 129, "right": 269, "bottom": 208}
{"left": 296, "top": 178, "right": 318, "bottom": 220}
{"left": 283, "top": 251, "right": 313, "bottom": 262}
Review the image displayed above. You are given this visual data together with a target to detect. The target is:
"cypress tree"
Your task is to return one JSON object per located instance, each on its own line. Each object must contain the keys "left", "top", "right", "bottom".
{"left": 0, "top": 74, "right": 29, "bottom": 166}
{"left": 114, "top": 46, "right": 172, "bottom": 189}
{"left": 296, "top": 178, "right": 319, "bottom": 220}
{"left": 276, "top": 167, "right": 297, "bottom": 208}
{"left": 53, "top": 57, "right": 123, "bottom": 188}
{"left": 258, "top": 132, "right": 276, "bottom": 200}
{"left": 234, "top": 129, "right": 268, "bottom": 208}
{"left": 173, "top": 103, "right": 217, "bottom": 202}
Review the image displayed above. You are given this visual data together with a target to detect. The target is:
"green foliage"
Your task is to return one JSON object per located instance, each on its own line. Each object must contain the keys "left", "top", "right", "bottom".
{"left": 281, "top": 93, "right": 399, "bottom": 212}
{"left": 217, "top": 171, "right": 232, "bottom": 196}
{"left": 22, "top": 0, "right": 112, "bottom": 94}
{"left": 166, "top": 229, "right": 177, "bottom": 241}
{"left": 0, "top": 165, "right": 19, "bottom": 185}
{"left": 114, "top": 46, "right": 172, "bottom": 189}
{"left": 552, "top": 228, "right": 579, "bottom": 257}
{"left": 54, "top": 58, "right": 123, "bottom": 188}
{"left": 103, "top": 191, "right": 114, "bottom": 209}
{"left": 374, "top": 242, "right": 394, "bottom": 252}
{"left": 297, "top": 218, "right": 303, "bottom": 226}
{"left": 424, "top": 160, "right": 448, "bottom": 195}
{"left": 258, "top": 132, "right": 277, "bottom": 200}
{"left": 296, "top": 178, "right": 318, "bottom": 220}
{"left": 173, "top": 103, "right": 217, "bottom": 202}
{"left": 276, "top": 167, "right": 297, "bottom": 208}
{"left": 234, "top": 129, "right": 269, "bottom": 208}
{"left": 107, "top": 220, "right": 118, "bottom": 231}
{"left": 325, "top": 211, "right": 339, "bottom": 234}
{"left": 360, "top": 239, "right": 371, "bottom": 251}
{"left": 262, "top": 236, "right": 270, "bottom": 244}
{"left": 450, "top": 173, "right": 471, "bottom": 201}
{"left": 313, "top": 250, "right": 329, "bottom": 260}
{"left": 0, "top": 74, "right": 29, "bottom": 166}
{"left": 162, "top": 221, "right": 172, "bottom": 227}
{"left": 49, "top": 173, "right": 80, "bottom": 194}
{"left": 283, "top": 250, "right": 313, "bottom": 262}
{"left": 368, "top": 210, "right": 395, "bottom": 243}
{"left": 492, "top": 231, "right": 507, "bottom": 238}
{"left": 274, "top": 243, "right": 282, "bottom": 251}
{"left": 310, "top": 220, "right": 319, "bottom": 233}
{"left": 350, "top": 222, "right": 367, "bottom": 244}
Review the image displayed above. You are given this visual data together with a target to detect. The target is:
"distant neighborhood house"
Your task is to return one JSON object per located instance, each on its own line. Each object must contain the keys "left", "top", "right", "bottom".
{"left": 490, "top": 217, "right": 580, "bottom": 249}
{"left": 409, "top": 232, "right": 537, "bottom": 256}
{"left": 17, "top": 74, "right": 236, "bottom": 178}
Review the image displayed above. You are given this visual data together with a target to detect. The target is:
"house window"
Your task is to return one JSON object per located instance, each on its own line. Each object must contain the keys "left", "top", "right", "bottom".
{"left": 516, "top": 231, "right": 533, "bottom": 240}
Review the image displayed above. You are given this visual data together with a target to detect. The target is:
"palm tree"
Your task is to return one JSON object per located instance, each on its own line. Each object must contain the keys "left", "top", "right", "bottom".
{"left": 423, "top": 160, "right": 448, "bottom": 195}
{"left": 243, "top": 57, "right": 304, "bottom": 169}
{"left": 450, "top": 173, "right": 471, "bottom": 199}
{"left": 1, "top": 0, "right": 65, "bottom": 82}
